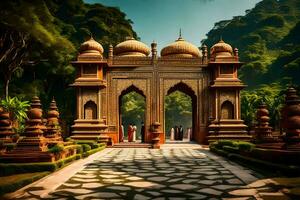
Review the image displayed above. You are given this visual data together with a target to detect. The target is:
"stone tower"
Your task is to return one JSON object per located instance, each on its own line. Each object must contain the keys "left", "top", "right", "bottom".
{"left": 207, "top": 39, "right": 251, "bottom": 142}
{"left": 255, "top": 103, "right": 273, "bottom": 143}
{"left": 70, "top": 35, "right": 110, "bottom": 144}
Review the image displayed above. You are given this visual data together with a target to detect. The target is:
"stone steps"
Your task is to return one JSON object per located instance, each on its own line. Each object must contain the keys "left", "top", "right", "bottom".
{"left": 110, "top": 142, "right": 152, "bottom": 148}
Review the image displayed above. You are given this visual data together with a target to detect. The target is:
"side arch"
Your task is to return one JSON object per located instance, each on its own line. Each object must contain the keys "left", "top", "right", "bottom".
{"left": 84, "top": 100, "right": 97, "bottom": 119}
{"left": 221, "top": 100, "right": 234, "bottom": 119}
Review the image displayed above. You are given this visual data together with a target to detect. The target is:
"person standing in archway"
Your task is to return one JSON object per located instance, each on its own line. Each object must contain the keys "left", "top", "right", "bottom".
{"left": 175, "top": 125, "right": 179, "bottom": 140}
{"left": 170, "top": 127, "right": 175, "bottom": 140}
{"left": 179, "top": 125, "right": 184, "bottom": 140}
{"left": 128, "top": 123, "right": 133, "bottom": 142}
{"left": 119, "top": 123, "right": 124, "bottom": 142}
{"left": 132, "top": 123, "right": 137, "bottom": 142}
{"left": 141, "top": 122, "right": 145, "bottom": 143}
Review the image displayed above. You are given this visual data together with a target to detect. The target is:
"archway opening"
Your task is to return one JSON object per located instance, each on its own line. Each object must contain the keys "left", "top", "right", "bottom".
{"left": 119, "top": 85, "right": 146, "bottom": 143}
{"left": 221, "top": 100, "right": 234, "bottom": 119}
{"left": 84, "top": 100, "right": 97, "bottom": 119}
{"left": 164, "top": 82, "right": 197, "bottom": 142}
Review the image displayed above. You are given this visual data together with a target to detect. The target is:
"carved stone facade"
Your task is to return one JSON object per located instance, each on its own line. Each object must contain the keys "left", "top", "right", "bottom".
{"left": 70, "top": 36, "right": 251, "bottom": 145}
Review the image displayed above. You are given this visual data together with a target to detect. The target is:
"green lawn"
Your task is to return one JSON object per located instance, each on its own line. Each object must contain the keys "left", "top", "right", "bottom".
{"left": 0, "top": 171, "right": 50, "bottom": 196}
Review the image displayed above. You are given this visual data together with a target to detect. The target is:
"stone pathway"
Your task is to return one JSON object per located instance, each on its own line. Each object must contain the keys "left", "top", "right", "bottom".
{"left": 5, "top": 144, "right": 289, "bottom": 199}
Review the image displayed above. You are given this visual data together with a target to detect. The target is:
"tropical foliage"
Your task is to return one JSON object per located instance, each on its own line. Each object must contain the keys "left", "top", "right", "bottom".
{"left": 203, "top": 0, "right": 300, "bottom": 88}
{"left": 0, "top": 0, "right": 137, "bottom": 135}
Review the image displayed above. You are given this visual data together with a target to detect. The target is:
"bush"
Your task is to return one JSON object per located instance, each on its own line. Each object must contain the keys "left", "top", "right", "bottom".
{"left": 4, "top": 143, "right": 16, "bottom": 151}
{"left": 82, "top": 145, "right": 106, "bottom": 158}
{"left": 216, "top": 140, "right": 237, "bottom": 149}
{"left": 81, "top": 144, "right": 91, "bottom": 152}
{"left": 76, "top": 145, "right": 83, "bottom": 154}
{"left": 236, "top": 141, "right": 255, "bottom": 152}
{"left": 48, "top": 145, "right": 64, "bottom": 154}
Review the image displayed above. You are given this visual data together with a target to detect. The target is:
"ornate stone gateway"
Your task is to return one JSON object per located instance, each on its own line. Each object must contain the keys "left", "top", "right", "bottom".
{"left": 70, "top": 35, "right": 251, "bottom": 146}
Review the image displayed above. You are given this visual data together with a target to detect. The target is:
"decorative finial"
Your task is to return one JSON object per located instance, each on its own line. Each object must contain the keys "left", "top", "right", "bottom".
{"left": 89, "top": 32, "right": 93, "bottom": 40}
{"left": 220, "top": 35, "right": 223, "bottom": 42}
{"left": 179, "top": 28, "right": 182, "bottom": 38}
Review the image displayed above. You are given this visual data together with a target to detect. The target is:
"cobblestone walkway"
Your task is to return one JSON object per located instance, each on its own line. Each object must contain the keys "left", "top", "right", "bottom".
{"left": 8, "top": 145, "right": 288, "bottom": 199}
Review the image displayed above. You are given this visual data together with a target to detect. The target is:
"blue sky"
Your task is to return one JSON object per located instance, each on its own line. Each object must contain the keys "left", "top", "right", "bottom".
{"left": 84, "top": 0, "right": 261, "bottom": 50}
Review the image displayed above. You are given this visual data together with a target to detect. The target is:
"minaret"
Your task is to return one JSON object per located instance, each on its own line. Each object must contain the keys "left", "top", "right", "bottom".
{"left": 151, "top": 40, "right": 157, "bottom": 62}
{"left": 201, "top": 44, "right": 208, "bottom": 64}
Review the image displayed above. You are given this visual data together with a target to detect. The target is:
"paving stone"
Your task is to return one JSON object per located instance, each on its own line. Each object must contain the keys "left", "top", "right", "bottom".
{"left": 226, "top": 178, "right": 244, "bottom": 185}
{"left": 198, "top": 188, "right": 223, "bottom": 196}
{"left": 161, "top": 189, "right": 183, "bottom": 194}
{"left": 170, "top": 184, "right": 197, "bottom": 190}
{"left": 124, "top": 181, "right": 163, "bottom": 188}
{"left": 134, "top": 194, "right": 151, "bottom": 200}
{"left": 187, "top": 193, "right": 207, "bottom": 199}
{"left": 147, "top": 191, "right": 162, "bottom": 196}
{"left": 198, "top": 180, "right": 216, "bottom": 185}
{"left": 82, "top": 183, "right": 104, "bottom": 189}
{"left": 99, "top": 174, "right": 119, "bottom": 179}
{"left": 76, "top": 192, "right": 120, "bottom": 199}
{"left": 73, "top": 174, "right": 97, "bottom": 178}
{"left": 125, "top": 176, "right": 143, "bottom": 181}
{"left": 106, "top": 186, "right": 131, "bottom": 191}
{"left": 102, "top": 179, "right": 125, "bottom": 183}
{"left": 56, "top": 188, "right": 92, "bottom": 195}
{"left": 148, "top": 176, "right": 169, "bottom": 182}
{"left": 212, "top": 184, "right": 238, "bottom": 190}
{"left": 71, "top": 178, "right": 99, "bottom": 182}
{"left": 229, "top": 188, "right": 258, "bottom": 196}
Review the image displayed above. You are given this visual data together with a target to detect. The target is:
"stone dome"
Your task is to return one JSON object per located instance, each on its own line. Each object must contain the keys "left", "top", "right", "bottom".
{"left": 210, "top": 39, "right": 233, "bottom": 57}
{"left": 161, "top": 37, "right": 201, "bottom": 58}
{"left": 114, "top": 38, "right": 150, "bottom": 57}
{"left": 80, "top": 36, "right": 104, "bottom": 57}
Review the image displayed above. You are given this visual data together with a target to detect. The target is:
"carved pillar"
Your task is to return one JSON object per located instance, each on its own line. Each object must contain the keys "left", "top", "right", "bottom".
{"left": 201, "top": 44, "right": 208, "bottom": 64}
{"left": 0, "top": 107, "right": 13, "bottom": 143}
{"left": 151, "top": 122, "right": 162, "bottom": 149}
{"left": 282, "top": 87, "right": 300, "bottom": 144}
{"left": 255, "top": 103, "right": 273, "bottom": 143}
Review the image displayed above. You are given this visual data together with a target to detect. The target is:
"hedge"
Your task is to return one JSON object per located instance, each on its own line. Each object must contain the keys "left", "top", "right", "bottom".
{"left": 82, "top": 145, "right": 106, "bottom": 158}
{"left": 0, "top": 154, "right": 77, "bottom": 176}
{"left": 0, "top": 172, "right": 50, "bottom": 196}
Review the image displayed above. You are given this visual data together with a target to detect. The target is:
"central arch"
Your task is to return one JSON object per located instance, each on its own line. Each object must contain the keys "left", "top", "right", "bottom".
{"left": 118, "top": 85, "right": 146, "bottom": 143}
{"left": 164, "top": 82, "right": 197, "bottom": 142}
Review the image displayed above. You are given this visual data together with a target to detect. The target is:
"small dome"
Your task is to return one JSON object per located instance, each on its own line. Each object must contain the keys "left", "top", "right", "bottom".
{"left": 161, "top": 37, "right": 201, "bottom": 58}
{"left": 210, "top": 39, "right": 233, "bottom": 57}
{"left": 114, "top": 38, "right": 150, "bottom": 57}
{"left": 80, "top": 36, "right": 104, "bottom": 57}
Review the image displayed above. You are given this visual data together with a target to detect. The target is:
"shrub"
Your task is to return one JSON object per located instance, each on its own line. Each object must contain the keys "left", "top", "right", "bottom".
{"left": 48, "top": 145, "right": 64, "bottom": 155}
{"left": 236, "top": 141, "right": 255, "bottom": 152}
{"left": 216, "top": 140, "right": 237, "bottom": 149}
{"left": 82, "top": 145, "right": 106, "bottom": 158}
{"left": 81, "top": 144, "right": 91, "bottom": 152}
{"left": 4, "top": 143, "right": 16, "bottom": 151}
{"left": 76, "top": 145, "right": 83, "bottom": 154}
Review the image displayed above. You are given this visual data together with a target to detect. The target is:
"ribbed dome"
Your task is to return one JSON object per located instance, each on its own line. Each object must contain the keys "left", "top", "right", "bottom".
{"left": 161, "top": 37, "right": 201, "bottom": 58}
{"left": 114, "top": 38, "right": 150, "bottom": 57}
{"left": 80, "top": 36, "right": 104, "bottom": 57}
{"left": 210, "top": 39, "right": 233, "bottom": 57}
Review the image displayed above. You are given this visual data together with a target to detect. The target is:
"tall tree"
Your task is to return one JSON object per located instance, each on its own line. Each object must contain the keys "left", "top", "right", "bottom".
{"left": 0, "top": 25, "right": 29, "bottom": 97}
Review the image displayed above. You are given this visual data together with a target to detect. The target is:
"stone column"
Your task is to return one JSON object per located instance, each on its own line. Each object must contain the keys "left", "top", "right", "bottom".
{"left": 255, "top": 103, "right": 273, "bottom": 143}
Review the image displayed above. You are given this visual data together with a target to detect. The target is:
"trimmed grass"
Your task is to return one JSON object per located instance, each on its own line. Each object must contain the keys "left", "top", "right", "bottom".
{"left": 0, "top": 172, "right": 50, "bottom": 196}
